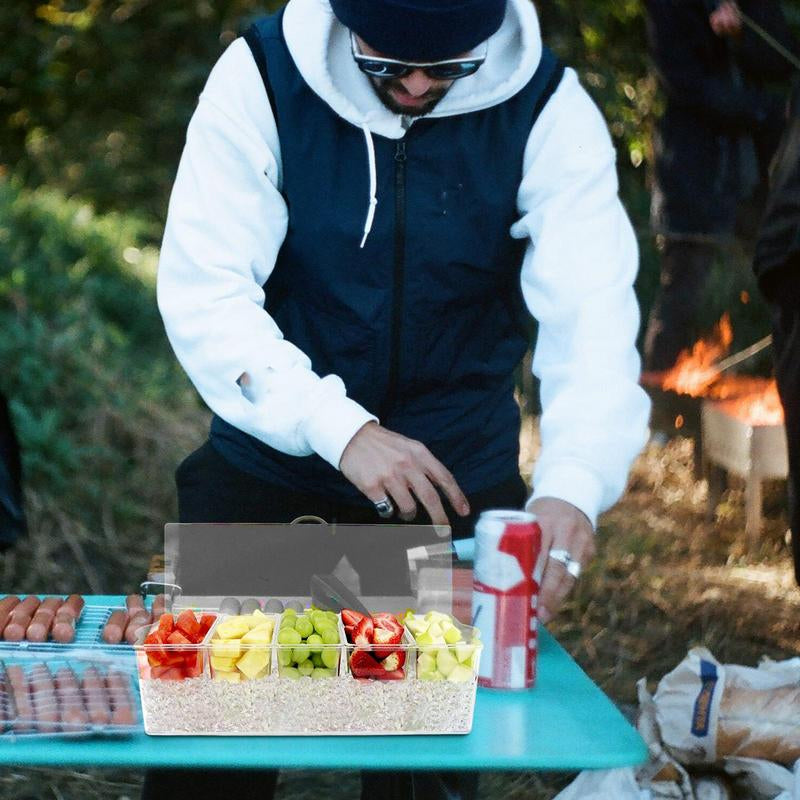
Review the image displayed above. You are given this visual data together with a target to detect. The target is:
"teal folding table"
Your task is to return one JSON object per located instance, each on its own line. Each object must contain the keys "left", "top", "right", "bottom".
{"left": 1, "top": 595, "right": 646, "bottom": 771}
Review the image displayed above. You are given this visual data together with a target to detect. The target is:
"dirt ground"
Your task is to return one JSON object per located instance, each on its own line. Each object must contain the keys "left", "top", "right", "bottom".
{"left": 2, "top": 422, "right": 799, "bottom": 800}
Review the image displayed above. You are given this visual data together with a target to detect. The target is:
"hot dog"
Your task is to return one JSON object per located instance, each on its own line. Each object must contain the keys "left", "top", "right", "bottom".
{"left": 25, "top": 596, "right": 64, "bottom": 643}
{"left": 106, "top": 670, "right": 136, "bottom": 727}
{"left": 101, "top": 610, "right": 128, "bottom": 645}
{"left": 54, "top": 667, "right": 89, "bottom": 729}
{"left": 58, "top": 594, "right": 85, "bottom": 621}
{"left": 125, "top": 593, "right": 145, "bottom": 614}
{"left": 124, "top": 610, "right": 152, "bottom": 645}
{"left": 30, "top": 663, "right": 59, "bottom": 734}
{"left": 5, "top": 664, "right": 34, "bottom": 732}
{"left": 81, "top": 666, "right": 111, "bottom": 727}
{"left": 3, "top": 596, "right": 41, "bottom": 642}
{"left": 51, "top": 611, "right": 78, "bottom": 643}
{"left": 0, "top": 596, "right": 20, "bottom": 638}
{"left": 151, "top": 594, "right": 167, "bottom": 619}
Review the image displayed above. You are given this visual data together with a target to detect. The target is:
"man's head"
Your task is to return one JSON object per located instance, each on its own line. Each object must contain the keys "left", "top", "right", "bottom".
{"left": 331, "top": 0, "right": 506, "bottom": 116}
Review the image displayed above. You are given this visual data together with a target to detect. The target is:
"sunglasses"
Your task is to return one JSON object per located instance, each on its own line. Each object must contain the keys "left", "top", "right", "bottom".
{"left": 350, "top": 32, "right": 487, "bottom": 81}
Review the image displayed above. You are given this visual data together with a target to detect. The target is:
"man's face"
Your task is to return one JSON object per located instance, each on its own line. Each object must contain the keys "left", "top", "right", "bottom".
{"left": 355, "top": 35, "right": 458, "bottom": 117}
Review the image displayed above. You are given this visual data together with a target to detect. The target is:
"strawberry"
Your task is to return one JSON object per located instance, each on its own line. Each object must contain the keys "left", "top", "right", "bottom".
{"left": 380, "top": 650, "right": 406, "bottom": 671}
{"left": 372, "top": 626, "right": 403, "bottom": 659}
{"left": 341, "top": 609, "right": 367, "bottom": 628}
{"left": 381, "top": 669, "right": 405, "bottom": 680}
{"left": 349, "top": 649, "right": 381, "bottom": 678}
{"left": 353, "top": 616, "right": 374, "bottom": 648}
{"left": 372, "top": 613, "right": 403, "bottom": 634}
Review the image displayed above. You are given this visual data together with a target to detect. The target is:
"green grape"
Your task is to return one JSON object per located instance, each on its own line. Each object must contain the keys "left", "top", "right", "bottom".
{"left": 282, "top": 608, "right": 298, "bottom": 617}
{"left": 320, "top": 627, "right": 340, "bottom": 645}
{"left": 306, "top": 633, "right": 323, "bottom": 653}
{"left": 311, "top": 653, "right": 324, "bottom": 668}
{"left": 297, "top": 660, "right": 314, "bottom": 677}
{"left": 294, "top": 616, "right": 313, "bottom": 638}
{"left": 321, "top": 648, "right": 339, "bottom": 670}
{"left": 292, "top": 644, "right": 311, "bottom": 663}
{"left": 311, "top": 668, "right": 335, "bottom": 679}
{"left": 280, "top": 616, "right": 296, "bottom": 629}
{"left": 278, "top": 648, "right": 293, "bottom": 667}
{"left": 277, "top": 628, "right": 302, "bottom": 645}
{"left": 279, "top": 666, "right": 301, "bottom": 679}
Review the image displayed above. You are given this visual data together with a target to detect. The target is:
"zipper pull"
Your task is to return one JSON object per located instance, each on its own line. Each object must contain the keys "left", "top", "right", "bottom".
{"left": 395, "top": 141, "right": 407, "bottom": 162}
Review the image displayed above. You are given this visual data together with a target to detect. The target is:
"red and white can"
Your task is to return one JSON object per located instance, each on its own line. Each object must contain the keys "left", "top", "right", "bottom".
{"left": 472, "top": 509, "right": 543, "bottom": 689}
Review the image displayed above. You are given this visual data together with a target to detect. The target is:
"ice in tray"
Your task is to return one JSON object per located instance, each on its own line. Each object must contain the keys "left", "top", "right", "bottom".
{"left": 136, "top": 608, "right": 483, "bottom": 735}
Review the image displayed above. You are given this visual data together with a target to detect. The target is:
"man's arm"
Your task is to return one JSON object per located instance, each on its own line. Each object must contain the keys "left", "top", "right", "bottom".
{"left": 157, "top": 39, "right": 376, "bottom": 467}
{"left": 511, "top": 67, "right": 651, "bottom": 620}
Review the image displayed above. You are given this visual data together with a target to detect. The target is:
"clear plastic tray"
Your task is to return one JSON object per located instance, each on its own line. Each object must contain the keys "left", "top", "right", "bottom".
{"left": 135, "top": 610, "right": 482, "bottom": 736}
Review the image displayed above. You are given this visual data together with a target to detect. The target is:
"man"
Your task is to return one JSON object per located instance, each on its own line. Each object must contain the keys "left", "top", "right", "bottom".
{"left": 643, "top": 0, "right": 795, "bottom": 371}
{"left": 753, "top": 79, "right": 800, "bottom": 586}
{"left": 152, "top": 0, "right": 650, "bottom": 797}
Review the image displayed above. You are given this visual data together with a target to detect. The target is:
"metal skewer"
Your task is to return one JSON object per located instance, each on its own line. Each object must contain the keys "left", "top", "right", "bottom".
{"left": 711, "top": 334, "right": 773, "bottom": 375}
{"left": 737, "top": 8, "right": 800, "bottom": 72}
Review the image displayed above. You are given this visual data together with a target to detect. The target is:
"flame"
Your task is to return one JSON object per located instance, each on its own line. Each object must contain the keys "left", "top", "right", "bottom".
{"left": 642, "top": 314, "right": 785, "bottom": 427}
{"left": 713, "top": 380, "right": 784, "bottom": 426}
{"left": 655, "top": 314, "right": 733, "bottom": 397}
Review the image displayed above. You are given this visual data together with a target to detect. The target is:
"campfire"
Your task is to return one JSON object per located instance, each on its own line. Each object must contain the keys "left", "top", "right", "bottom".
{"left": 642, "top": 314, "right": 784, "bottom": 427}
{"left": 642, "top": 316, "right": 788, "bottom": 539}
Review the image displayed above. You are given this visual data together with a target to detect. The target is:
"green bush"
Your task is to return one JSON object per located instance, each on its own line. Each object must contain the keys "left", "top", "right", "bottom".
{"left": 0, "top": 178, "right": 207, "bottom": 593}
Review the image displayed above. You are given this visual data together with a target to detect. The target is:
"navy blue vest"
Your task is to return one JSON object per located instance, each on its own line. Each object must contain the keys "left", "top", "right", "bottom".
{"left": 211, "top": 11, "right": 564, "bottom": 505}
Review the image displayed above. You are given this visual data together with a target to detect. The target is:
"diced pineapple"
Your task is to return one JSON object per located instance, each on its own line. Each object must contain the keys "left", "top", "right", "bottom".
{"left": 215, "top": 670, "right": 242, "bottom": 683}
{"left": 236, "top": 647, "right": 269, "bottom": 679}
{"left": 211, "top": 637, "right": 242, "bottom": 658}
{"left": 241, "top": 623, "right": 273, "bottom": 644}
{"left": 215, "top": 618, "right": 251, "bottom": 640}
{"left": 211, "top": 654, "right": 238, "bottom": 671}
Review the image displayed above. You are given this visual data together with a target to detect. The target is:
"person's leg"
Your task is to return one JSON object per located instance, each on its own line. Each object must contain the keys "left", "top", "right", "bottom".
{"left": 643, "top": 239, "right": 717, "bottom": 372}
{"left": 771, "top": 299, "right": 800, "bottom": 585}
{"left": 142, "top": 768, "right": 278, "bottom": 800}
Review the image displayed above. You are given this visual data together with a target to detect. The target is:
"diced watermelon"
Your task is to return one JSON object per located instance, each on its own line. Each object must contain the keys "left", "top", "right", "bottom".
{"left": 184, "top": 652, "right": 203, "bottom": 678}
{"left": 156, "top": 614, "right": 174, "bottom": 637}
{"left": 198, "top": 614, "right": 216, "bottom": 637}
{"left": 175, "top": 609, "right": 201, "bottom": 641}
{"left": 151, "top": 665, "right": 185, "bottom": 680}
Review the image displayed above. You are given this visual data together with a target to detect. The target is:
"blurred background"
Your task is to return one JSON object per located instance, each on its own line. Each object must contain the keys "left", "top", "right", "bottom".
{"left": 0, "top": 1, "right": 798, "bottom": 798}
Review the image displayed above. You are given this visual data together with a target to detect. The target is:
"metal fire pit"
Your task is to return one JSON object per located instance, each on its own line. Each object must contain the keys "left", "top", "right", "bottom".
{"left": 701, "top": 400, "right": 789, "bottom": 541}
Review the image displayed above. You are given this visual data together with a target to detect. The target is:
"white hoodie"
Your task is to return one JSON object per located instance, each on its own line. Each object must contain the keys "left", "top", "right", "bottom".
{"left": 157, "top": 0, "right": 651, "bottom": 527}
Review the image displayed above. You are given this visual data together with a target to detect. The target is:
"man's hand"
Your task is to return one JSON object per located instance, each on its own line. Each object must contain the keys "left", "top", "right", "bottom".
{"left": 531, "top": 497, "right": 596, "bottom": 625}
{"left": 710, "top": 1, "right": 742, "bottom": 37}
{"left": 339, "top": 422, "right": 470, "bottom": 525}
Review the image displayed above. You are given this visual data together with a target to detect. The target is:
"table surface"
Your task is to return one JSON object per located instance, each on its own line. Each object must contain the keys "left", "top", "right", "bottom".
{"left": 1, "top": 595, "right": 647, "bottom": 771}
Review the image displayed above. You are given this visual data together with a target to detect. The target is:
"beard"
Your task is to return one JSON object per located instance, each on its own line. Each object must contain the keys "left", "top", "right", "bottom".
{"left": 369, "top": 76, "right": 452, "bottom": 118}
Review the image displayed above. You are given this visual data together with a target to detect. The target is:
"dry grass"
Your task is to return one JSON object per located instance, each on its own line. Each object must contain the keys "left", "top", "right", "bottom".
{"left": 3, "top": 422, "right": 799, "bottom": 800}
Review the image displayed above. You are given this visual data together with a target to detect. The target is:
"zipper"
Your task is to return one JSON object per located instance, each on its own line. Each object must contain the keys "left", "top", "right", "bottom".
{"left": 380, "top": 139, "right": 407, "bottom": 419}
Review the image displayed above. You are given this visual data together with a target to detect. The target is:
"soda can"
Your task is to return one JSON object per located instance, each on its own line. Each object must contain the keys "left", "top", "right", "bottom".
{"left": 472, "top": 509, "right": 543, "bottom": 689}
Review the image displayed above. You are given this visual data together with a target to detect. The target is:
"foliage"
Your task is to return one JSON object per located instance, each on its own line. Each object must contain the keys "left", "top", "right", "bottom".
{"left": 0, "top": 178, "right": 206, "bottom": 592}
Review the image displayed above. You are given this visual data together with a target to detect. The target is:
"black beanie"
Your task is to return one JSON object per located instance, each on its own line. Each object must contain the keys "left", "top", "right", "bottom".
{"left": 330, "top": 0, "right": 507, "bottom": 61}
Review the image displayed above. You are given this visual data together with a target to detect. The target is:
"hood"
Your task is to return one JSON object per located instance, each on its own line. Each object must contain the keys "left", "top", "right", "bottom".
{"left": 282, "top": 0, "right": 543, "bottom": 247}
{"left": 283, "top": 0, "right": 543, "bottom": 140}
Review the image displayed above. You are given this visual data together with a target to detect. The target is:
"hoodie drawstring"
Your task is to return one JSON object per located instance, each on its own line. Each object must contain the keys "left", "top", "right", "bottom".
{"left": 359, "top": 122, "right": 378, "bottom": 249}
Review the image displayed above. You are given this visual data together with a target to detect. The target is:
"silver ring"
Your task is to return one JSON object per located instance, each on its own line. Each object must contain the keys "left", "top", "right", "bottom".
{"left": 548, "top": 548, "right": 582, "bottom": 579}
{"left": 374, "top": 497, "right": 395, "bottom": 519}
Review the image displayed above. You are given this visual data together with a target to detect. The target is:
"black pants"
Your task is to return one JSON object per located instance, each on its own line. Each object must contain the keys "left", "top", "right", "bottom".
{"left": 644, "top": 239, "right": 717, "bottom": 372}
{"left": 771, "top": 300, "right": 800, "bottom": 585}
{"left": 142, "top": 440, "right": 527, "bottom": 800}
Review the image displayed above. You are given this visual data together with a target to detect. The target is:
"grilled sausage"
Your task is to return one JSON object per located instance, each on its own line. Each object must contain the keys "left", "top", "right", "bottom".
{"left": 125, "top": 593, "right": 145, "bottom": 614}
{"left": 101, "top": 610, "right": 128, "bottom": 645}
{"left": 81, "top": 667, "right": 111, "bottom": 727}
{"left": 25, "top": 596, "right": 64, "bottom": 643}
{"left": 54, "top": 667, "right": 89, "bottom": 729}
{"left": 124, "top": 610, "right": 152, "bottom": 644}
{"left": 106, "top": 670, "right": 136, "bottom": 727}
{"left": 51, "top": 610, "right": 78, "bottom": 643}
{"left": 30, "top": 664, "right": 59, "bottom": 734}
{"left": 5, "top": 664, "right": 34, "bottom": 732}
{"left": 0, "top": 596, "right": 20, "bottom": 638}
{"left": 151, "top": 593, "right": 167, "bottom": 619}
{"left": 3, "top": 596, "right": 41, "bottom": 642}
{"left": 58, "top": 594, "right": 85, "bottom": 620}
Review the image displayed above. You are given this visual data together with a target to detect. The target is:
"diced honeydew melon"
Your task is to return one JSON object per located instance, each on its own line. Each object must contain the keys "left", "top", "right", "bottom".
{"left": 428, "top": 623, "right": 444, "bottom": 639}
{"left": 455, "top": 643, "right": 475, "bottom": 663}
{"left": 419, "top": 670, "right": 443, "bottom": 681}
{"left": 435, "top": 648, "right": 459, "bottom": 677}
{"left": 417, "top": 653, "right": 437, "bottom": 674}
{"left": 447, "top": 664, "right": 474, "bottom": 683}
{"left": 443, "top": 626, "right": 462, "bottom": 644}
